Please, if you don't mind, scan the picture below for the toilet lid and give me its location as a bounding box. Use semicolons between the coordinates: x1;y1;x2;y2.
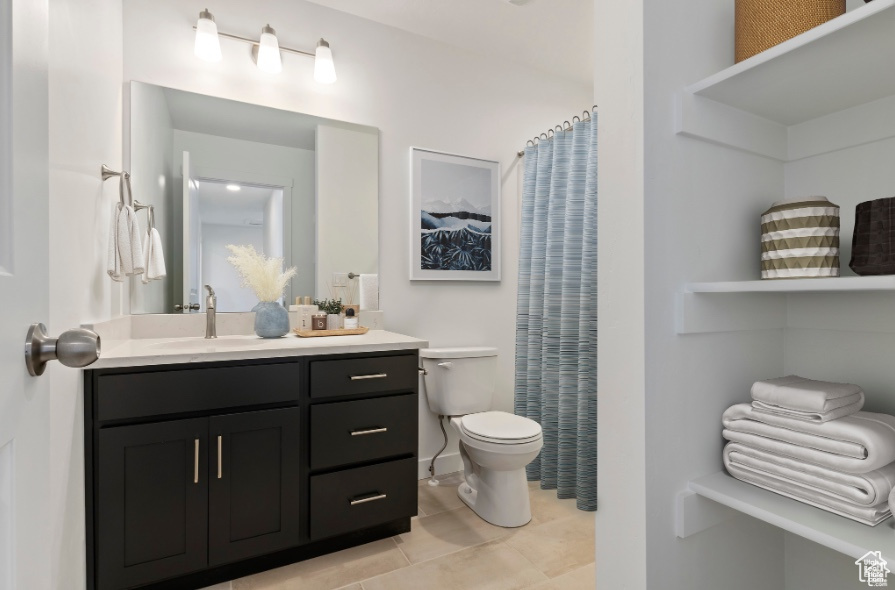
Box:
461;411;542;444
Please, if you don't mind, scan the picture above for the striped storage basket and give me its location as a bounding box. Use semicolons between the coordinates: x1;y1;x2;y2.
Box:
760;197;840;279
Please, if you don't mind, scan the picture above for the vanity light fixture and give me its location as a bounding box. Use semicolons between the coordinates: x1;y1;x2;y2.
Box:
192;12;337;84
226;184;241;191
314;39;337;84
254;25;283;74
194;9;222;62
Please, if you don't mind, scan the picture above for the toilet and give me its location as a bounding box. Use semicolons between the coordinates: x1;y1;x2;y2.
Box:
420;347;543;527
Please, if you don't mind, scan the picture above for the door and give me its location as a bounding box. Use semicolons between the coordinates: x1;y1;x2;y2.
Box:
0;2;51;589
208;407;301;566
96;419;209;590
181;150;200;310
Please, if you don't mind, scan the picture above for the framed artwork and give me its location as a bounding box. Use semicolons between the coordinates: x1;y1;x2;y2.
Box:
410;148;500;281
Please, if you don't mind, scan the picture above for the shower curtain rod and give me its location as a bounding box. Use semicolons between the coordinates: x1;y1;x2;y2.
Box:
516;105;597;158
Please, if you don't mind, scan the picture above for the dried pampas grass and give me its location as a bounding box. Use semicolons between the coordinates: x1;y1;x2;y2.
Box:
226;244;297;302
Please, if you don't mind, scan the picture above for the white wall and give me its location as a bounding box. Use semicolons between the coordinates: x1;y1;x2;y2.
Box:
172;130;315;303
316;124;378;301
202;223;265;312
123;0;591;476
47;0;122;588
128;82;174;314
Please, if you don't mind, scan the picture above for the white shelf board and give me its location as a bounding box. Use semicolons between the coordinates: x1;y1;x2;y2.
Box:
689;472;895;562
684;276;895;294
685;0;895;126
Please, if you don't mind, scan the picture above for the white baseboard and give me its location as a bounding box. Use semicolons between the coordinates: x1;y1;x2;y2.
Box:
418;452;462;480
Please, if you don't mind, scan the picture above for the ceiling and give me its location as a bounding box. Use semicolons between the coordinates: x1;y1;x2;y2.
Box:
162;86;377;151
197;181;277;226
303;0;593;85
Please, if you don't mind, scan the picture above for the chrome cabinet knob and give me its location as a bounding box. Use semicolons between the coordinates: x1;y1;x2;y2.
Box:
175;303;201;311
25;323;101;376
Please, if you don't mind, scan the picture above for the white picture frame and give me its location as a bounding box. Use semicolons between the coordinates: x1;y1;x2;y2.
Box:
410;147;500;281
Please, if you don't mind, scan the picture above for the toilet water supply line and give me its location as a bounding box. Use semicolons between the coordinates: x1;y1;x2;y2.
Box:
429;415;448;487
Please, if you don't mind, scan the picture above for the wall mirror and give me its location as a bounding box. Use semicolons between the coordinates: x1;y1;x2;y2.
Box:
127;81;379;314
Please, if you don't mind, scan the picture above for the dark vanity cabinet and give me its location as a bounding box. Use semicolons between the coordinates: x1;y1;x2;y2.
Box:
85;351;419;590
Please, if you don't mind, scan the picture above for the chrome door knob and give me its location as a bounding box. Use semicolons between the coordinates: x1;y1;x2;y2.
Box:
25;323;101;376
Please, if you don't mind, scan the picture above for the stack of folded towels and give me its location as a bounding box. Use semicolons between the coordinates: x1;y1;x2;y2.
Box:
723;375;895;526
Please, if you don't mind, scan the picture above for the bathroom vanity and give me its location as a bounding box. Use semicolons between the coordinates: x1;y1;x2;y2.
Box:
83;332;425;590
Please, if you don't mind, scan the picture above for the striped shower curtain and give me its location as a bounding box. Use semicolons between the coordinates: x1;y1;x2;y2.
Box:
514;114;597;511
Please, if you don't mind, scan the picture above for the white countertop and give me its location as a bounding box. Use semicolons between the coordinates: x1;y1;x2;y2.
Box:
91;330;429;369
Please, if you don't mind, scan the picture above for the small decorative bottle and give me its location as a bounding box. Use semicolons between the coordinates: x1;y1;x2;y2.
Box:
344;307;358;329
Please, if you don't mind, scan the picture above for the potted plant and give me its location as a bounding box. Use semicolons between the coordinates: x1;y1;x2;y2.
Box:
314;298;343;330
226;244;297;338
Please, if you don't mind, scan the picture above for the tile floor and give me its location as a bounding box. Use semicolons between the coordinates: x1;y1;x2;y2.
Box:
218;472;595;590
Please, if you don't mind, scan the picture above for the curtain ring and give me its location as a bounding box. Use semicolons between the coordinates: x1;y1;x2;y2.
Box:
563;120;572;131
583;110;591;121
554;125;563;134
593;104;598;111
546;129;554;138
572;115;581;123
539;132;549;140
526;139;535;147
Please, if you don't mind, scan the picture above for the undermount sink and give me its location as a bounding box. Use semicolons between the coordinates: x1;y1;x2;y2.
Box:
148;337;273;350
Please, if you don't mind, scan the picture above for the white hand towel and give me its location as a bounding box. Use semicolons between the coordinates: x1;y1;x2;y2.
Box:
142;227;167;284
751;375;864;413
360;274;379;311
107;203;145;282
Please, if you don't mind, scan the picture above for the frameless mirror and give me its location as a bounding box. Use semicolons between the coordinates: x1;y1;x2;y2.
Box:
127;81;379;313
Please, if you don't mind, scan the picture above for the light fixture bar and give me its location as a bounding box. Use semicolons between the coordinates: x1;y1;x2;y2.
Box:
192;26;316;58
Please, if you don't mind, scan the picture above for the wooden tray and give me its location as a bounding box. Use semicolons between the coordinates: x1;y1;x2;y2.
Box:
293;327;369;338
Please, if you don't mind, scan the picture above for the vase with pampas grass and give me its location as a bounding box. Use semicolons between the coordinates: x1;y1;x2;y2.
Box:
226;244;297;338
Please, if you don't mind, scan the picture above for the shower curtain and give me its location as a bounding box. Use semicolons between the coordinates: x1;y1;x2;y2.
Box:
514;114;597;511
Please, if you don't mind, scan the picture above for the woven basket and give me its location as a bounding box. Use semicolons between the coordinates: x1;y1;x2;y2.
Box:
735;0;845;63
850;197;895;276
760;197;840;280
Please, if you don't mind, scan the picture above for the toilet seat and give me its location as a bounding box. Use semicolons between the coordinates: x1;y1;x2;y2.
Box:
460;411;542;445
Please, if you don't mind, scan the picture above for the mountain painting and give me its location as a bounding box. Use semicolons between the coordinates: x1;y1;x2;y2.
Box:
412;149;500;281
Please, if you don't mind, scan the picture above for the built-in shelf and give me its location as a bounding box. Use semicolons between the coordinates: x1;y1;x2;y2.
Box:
687;0;895;126
675;0;895;161
685;472;895;562
685;276;895;294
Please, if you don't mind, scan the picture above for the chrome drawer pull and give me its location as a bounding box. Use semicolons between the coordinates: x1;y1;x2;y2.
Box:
351;427;388;436
350;373;388;381
217;435;222;479
193;439;199;484
350;493;387;506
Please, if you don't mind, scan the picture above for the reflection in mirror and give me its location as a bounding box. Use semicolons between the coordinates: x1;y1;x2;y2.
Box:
127;81;379;314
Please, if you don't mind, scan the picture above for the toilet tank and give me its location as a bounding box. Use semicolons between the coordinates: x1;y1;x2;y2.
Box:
420;347;498;416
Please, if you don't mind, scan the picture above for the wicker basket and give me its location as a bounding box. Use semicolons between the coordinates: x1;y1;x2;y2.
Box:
735;0;845;63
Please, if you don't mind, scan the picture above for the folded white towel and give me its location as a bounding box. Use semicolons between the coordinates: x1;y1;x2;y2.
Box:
751;375;864;413
722;403;895;473
724;442;895;507
723;444;891;526
142;227;167;284
360;273;379;311
752;391;864;423
107;203;144;282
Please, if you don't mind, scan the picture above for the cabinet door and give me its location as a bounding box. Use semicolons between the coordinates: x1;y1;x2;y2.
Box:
97;418;208;590
208;407;301;566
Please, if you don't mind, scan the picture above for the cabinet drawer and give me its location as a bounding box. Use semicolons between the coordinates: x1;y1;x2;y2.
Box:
311;394;417;470
309;458;417;540
309;354;417;399
96;363;301;422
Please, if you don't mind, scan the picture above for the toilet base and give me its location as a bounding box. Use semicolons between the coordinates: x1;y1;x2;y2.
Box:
456;469;533;528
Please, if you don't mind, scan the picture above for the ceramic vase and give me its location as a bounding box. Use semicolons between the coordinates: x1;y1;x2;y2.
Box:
326;313;341;330
253;301;290;338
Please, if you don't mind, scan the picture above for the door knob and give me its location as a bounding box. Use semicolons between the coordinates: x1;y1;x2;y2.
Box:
25;323;101;376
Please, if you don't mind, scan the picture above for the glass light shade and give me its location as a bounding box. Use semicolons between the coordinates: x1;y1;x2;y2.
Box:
194;14;222;62
314;42;337;84
256;28;282;74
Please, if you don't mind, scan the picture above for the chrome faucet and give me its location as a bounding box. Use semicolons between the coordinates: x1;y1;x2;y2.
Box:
204;285;217;339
